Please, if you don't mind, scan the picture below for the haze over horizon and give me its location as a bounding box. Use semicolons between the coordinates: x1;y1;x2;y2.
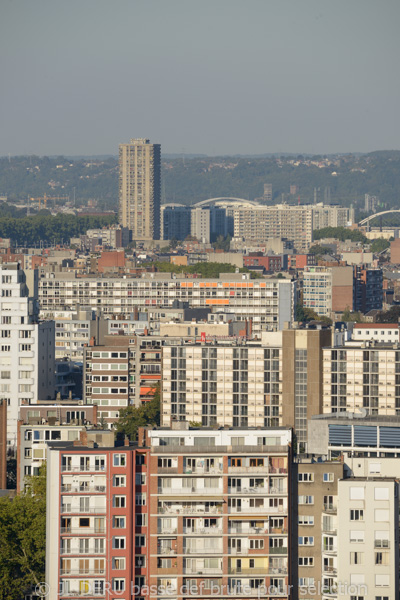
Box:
1;0;399;157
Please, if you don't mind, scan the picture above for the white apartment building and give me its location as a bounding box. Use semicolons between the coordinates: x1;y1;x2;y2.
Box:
350;323;400;344
337;478;398;599
191;207;211;244
37;272;295;335
0;264;55;448
233;204;314;252
312;203;351;230
322;344;400;417
39;308;108;363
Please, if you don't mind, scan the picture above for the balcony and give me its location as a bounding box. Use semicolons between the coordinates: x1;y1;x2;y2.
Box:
322;567;337;576
158;528;178;535
268;546;287;555
61;466;106;473
61;506;106;514
228;567;268;575
183;467;223;475
183;548;223;555
323;504;337;514
158;487;223;496
158;548;177;556
183;527;222;535
61;486;106;494
60;569;106;576
158;505;223;515
60;527;106;535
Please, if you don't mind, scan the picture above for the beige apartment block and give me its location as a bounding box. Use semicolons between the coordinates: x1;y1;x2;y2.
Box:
119;138;161;241
337;478;399;599
322;344;400;416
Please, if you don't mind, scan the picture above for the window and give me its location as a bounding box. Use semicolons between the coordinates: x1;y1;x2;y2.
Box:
350;509;364;521
375;488;389;500
298;515;314;526
135;556;146;568
350;530;365;543
79;539;89;554
298;473;314;482
298;557;314;566
249;539;264;549
113;454;126;467
135;535;146;547
375;510;389;522
136;514;147;527
113;496;126;508
299;537;314;546
94;539;104;553
112;537;126;549
298;496;314;505
323;473;334;482
375;552;389;566
350;487;365;500
113;557;126;570
136;493;146;506
375;574;390;587
350;552;364;564
79;518;90;528
113;475;126;487
136;473;146;485
113;517;125;529
113;579;125;592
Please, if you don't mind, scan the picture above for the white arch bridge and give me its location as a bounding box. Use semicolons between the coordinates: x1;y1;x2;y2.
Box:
359;209;400;226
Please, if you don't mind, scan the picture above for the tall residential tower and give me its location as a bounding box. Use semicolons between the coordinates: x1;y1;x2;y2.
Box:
119;138;161;241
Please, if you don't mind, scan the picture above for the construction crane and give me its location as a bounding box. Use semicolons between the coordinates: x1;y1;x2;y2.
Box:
29;194;69;211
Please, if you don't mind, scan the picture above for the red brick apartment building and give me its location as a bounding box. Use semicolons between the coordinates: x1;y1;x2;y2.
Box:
46;427;292;600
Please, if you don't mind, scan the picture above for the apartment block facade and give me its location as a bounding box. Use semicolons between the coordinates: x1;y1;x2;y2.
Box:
337;478;398;599
38;273;295;335
46;435;149;599
322;343;400;417
119;138;161;241
0;264;55;448
46;427;293;600
161;327;330;451
233;205;313;252
302;266;354;317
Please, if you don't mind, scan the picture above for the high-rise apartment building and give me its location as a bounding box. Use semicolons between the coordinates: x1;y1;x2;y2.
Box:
0;264;55;449
119;138;161;241
161;326;331;450
161;204;192;241
46;427;292;600
322;343;400;417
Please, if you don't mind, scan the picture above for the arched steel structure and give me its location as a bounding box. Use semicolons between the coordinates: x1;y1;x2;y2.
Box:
359;210;400;226
193;197;259;208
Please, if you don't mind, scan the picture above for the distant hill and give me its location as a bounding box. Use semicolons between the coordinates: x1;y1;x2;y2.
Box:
1;152;400;215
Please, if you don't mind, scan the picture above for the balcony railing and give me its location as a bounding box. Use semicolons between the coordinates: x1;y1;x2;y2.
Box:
158;548;177;555
268;546;287;555
158;528;178;535
323;504;337;514
61;506;106;514
183;467;223;475
183;527;222;535
60;527;106;535
60;569;105;576
183;548;223;555
158;506;223;515
61;466;106;473
322;567;337;576
61;486;106;494
158;487;223;495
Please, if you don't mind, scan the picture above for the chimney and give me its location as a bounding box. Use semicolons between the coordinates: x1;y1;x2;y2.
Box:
89;336;96;347
124;436;130;447
79;430;88;446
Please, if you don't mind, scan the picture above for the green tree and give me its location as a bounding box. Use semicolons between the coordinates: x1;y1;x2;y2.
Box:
114;386;160;441
376;306;400;323
0;465;46;600
370;238;390;253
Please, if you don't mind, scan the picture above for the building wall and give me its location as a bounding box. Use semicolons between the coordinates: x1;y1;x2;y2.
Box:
38;274;295;335
0;400;6;489
119;138;161;241
337;479;398;599
281;329;331;451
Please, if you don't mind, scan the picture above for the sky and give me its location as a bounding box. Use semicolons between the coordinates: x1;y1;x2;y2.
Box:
1;0;400;157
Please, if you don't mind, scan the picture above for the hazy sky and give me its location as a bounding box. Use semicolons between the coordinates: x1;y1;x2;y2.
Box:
1;0;399;156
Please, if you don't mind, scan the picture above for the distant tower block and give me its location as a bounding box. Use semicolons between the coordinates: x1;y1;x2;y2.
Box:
290;185;298;196
263;184;272;202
